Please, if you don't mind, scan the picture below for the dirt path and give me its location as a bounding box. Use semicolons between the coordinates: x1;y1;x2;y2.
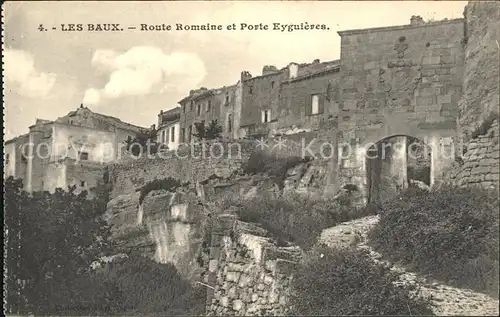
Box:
319;215;499;316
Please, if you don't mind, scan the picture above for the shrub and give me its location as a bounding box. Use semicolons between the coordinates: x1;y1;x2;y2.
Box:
289;247;434;315
193;119;223;140
243;150;308;188
104;254;206;315
232;194;376;249
139;177;182;204
368;186;499;296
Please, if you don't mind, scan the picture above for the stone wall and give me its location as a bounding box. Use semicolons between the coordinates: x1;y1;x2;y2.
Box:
206;214;301;316
445;120;499;189
109;140;254;198
460;1;500;138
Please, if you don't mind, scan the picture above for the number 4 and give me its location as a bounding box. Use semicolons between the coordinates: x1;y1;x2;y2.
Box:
38;24;45;31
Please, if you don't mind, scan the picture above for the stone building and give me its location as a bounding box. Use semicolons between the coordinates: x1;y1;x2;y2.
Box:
238;60;341;138
175;59;341;141
4;105;148;194
157;107;181;151
178;85;240;142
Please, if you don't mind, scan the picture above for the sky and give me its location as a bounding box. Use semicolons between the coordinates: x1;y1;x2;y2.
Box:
3;0;467;140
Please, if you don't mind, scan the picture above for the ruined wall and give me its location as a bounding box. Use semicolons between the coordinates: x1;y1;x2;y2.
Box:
109;140;254;198
206;214;301;316
460;2;500;138
446;120;499;189
52;123;117;163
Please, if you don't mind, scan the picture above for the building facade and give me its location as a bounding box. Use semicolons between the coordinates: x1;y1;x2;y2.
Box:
157;107;181;151
178;85;239;142
4;105;148;194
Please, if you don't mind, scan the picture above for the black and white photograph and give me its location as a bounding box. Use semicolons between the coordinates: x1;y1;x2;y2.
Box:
3;0;499;316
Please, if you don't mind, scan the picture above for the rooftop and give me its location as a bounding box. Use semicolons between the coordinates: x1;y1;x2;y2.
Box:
338;17;463;36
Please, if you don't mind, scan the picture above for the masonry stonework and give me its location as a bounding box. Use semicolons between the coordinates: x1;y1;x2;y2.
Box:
206;214;301;316
445;120;500;190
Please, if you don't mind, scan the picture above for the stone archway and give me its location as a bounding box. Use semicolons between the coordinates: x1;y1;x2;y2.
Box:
365;135;432;204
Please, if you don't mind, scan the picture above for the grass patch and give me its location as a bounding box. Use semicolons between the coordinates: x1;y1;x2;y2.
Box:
289;247;434;315
368;186;499;297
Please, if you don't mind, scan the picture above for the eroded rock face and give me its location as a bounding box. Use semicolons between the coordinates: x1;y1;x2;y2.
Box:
105;186;207;280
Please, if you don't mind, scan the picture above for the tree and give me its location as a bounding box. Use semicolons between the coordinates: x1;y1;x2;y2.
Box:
125;130;159;157
3;177;114;315
193;119;223;140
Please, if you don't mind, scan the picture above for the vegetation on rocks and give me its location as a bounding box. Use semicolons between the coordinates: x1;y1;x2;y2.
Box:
224;194;377;249
242;150;309;187
138;177;182;204
289;247;434;316
368;185;499;297
4;177;204;316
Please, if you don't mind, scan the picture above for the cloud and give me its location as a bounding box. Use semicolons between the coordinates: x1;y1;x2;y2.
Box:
82;88;101;105
4;49;57;97
87;46;206;104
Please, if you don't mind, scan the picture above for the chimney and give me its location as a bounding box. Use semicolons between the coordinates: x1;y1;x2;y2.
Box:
241;71;252;81
262;65;278;76
410;15;424;26
288;63;298;80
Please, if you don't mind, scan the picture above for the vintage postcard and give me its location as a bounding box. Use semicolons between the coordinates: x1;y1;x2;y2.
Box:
3;1;499;316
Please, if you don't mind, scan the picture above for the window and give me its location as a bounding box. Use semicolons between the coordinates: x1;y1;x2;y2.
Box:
187;125;192;142
5;154;9;165
21;154;27;163
225;94;229;105
227;114;233;132
190;100;194;111
249;86;253;94
80;180;86;187
165;129;170;143
171;126;175;142
79;151;89;160
261;110;271;123
182;105;186;113
197;104;201;116
206;101;211;112
181;128;185;142
162;130;166;143
311;94;319;115
69;120;73;124
271;81;275;88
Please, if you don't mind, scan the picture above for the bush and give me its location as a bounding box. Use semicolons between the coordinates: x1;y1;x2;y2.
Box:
139;177;182;204
232;194;376;249
289;247;434;315
104;254;206;315
368;186;499;297
193;119;223;140
243;150;308;188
